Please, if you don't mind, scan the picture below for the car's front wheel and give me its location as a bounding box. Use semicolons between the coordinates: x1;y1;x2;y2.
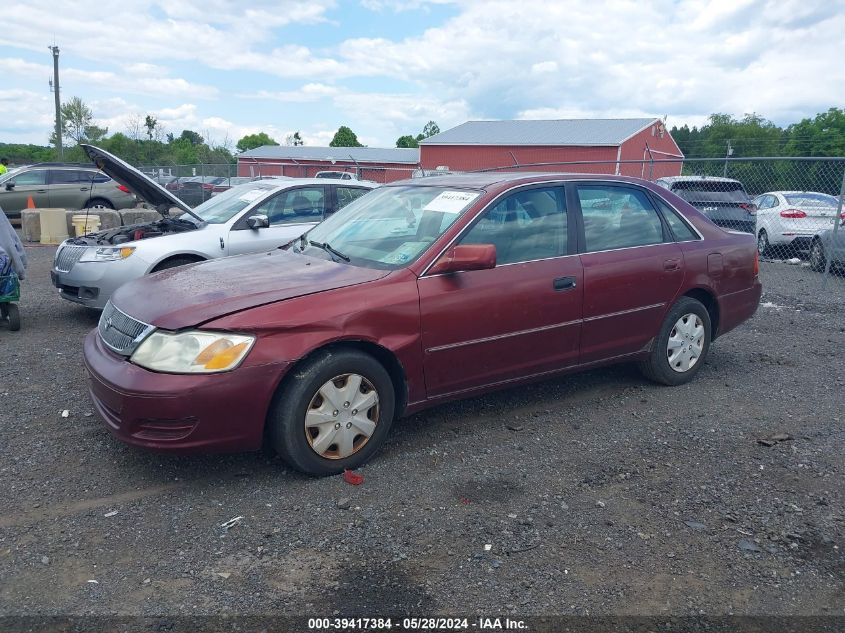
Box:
269;349;395;475
639;297;711;386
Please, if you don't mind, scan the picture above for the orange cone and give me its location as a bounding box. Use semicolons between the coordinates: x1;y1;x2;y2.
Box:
26;195;35;209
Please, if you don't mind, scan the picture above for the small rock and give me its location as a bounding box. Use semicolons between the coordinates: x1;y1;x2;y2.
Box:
337;497;352;509
595;500;606;508
738;539;762;553
770;432;792;442
104;510;118;518
684;520;706;531
757;439;777;447
60;410;69;418
484;544;492;551
506;424;524;432
41;556;50;565
215;572;231;579
143;578;151;584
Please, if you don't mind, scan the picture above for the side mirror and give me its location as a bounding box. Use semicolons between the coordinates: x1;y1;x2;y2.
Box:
428;244;496;275
5;182;14;191
247;214;270;230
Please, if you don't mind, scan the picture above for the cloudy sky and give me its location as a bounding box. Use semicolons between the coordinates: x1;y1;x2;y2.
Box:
1;0;842;149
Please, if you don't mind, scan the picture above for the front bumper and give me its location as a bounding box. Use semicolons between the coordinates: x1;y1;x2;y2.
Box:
83;330;290;453
52;254;151;309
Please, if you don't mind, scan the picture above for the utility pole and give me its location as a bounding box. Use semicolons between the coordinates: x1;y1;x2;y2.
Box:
49;45;63;159
723;139;732;177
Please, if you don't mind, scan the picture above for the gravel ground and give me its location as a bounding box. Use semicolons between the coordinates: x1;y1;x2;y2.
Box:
0;242;844;618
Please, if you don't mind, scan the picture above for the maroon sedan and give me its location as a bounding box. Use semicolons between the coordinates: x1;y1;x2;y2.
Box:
83;173;762;475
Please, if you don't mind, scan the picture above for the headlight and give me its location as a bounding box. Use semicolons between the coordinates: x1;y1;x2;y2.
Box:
79;246;136;262
130;330;256;374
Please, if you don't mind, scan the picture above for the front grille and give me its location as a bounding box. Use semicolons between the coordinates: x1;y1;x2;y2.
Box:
98;301;154;356
54;245;87;272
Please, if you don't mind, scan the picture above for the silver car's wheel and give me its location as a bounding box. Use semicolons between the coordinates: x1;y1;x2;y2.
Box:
809;240;826;272
304;373;380;460
666;313;705;373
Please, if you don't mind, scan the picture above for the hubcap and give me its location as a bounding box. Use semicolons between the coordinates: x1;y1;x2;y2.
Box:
757;233;767;254
304;373;379;460
666;313;705;373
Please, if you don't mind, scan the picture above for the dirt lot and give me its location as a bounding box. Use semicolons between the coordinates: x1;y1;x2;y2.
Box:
1;243;844;620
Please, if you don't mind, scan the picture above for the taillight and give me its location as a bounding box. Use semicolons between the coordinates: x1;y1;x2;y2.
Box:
117;184;131;193
840;211;845;220
779;208;807;219
740;203;756;215
753;250;759;276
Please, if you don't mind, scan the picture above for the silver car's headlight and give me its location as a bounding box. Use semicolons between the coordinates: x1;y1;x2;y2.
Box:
79;246;136;262
130;330;256;374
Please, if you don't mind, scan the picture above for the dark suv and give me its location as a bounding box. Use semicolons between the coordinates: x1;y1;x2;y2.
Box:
0;163;136;219
655;176;756;234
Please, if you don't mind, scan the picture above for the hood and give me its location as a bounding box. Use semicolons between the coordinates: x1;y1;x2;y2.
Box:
109;249;391;330
80;144;203;222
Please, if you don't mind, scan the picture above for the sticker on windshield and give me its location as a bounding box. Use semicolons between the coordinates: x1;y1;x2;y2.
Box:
423;191;479;214
238;189;264;203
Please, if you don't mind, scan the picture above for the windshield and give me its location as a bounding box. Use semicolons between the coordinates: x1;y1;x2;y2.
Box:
784;193;839;207
301;185;482;269
181;183;276;224
673;181;750;204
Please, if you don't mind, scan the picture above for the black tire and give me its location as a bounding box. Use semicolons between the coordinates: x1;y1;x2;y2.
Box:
0;303;7;318
757;230;770;257
638;297;711;386
269;349;395;476
809;240;826;272
151;256;202;273
85;198;114;210
6;303;20;331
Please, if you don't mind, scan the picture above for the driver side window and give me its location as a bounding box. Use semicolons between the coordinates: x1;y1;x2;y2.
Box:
459;187;568;265
10;170;47;186
252;187;326;226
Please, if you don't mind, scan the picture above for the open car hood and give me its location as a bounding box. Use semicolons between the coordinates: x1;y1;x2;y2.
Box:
80;144;203;222
109;249;391;330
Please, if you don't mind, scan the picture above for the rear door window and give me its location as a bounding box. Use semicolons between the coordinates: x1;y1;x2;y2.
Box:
577;185;666;252
336;186;369;211
655;199;698;241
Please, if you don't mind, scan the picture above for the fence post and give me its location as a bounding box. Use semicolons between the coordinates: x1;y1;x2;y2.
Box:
821;164;845;290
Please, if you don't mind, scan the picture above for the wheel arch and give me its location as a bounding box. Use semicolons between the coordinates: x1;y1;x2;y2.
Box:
267;338;409;429
683;287;720;339
148;252;207;273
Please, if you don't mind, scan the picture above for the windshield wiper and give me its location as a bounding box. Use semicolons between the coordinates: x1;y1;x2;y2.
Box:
309;240;350;262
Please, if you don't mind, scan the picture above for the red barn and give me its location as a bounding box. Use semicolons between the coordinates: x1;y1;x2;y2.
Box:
419;118;683;179
236;146;420;183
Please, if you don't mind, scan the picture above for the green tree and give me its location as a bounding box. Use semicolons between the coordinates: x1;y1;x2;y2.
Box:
55;96;108;146
179;130;205;146
421;120;440;138
783;108;845;157
329;126;363;148
395;135;419;148
236;132;279;152
144;115;159;141
286;131;304;146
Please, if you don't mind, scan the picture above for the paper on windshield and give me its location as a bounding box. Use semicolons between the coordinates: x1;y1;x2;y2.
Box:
238;189;264;203
423;191;479;214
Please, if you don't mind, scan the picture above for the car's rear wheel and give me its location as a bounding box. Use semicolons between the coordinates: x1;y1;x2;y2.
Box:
85;198;114;210
2;303;20;331
809;240;826;272
757;230;770;257
638;297;711;386
269;349;395;475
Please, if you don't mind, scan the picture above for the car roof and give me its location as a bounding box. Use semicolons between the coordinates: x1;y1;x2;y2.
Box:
232;177;378;192
388;171;659;189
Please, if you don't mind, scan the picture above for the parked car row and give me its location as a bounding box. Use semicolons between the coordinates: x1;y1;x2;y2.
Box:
55;146;764;476
655;176;844;269
0;163;137;218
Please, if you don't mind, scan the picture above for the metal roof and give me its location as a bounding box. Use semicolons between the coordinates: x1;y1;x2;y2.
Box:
237;145;420;164
419;118;658;146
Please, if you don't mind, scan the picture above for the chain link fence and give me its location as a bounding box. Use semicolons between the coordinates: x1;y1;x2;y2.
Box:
139;157;845;293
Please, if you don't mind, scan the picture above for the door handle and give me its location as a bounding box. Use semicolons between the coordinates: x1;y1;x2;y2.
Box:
36;189;47;193
663;259;681;271
79;187;89;191
553;276;577;291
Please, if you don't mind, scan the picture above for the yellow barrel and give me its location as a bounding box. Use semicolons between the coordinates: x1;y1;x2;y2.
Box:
71;214;102;237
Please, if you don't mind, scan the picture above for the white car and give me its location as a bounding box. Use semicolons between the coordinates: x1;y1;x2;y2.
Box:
753;191;840;256
51;145;377;309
